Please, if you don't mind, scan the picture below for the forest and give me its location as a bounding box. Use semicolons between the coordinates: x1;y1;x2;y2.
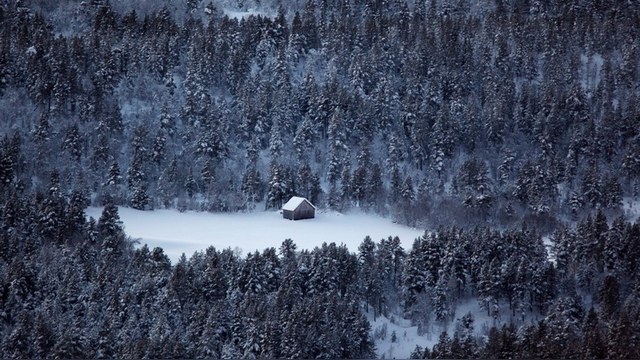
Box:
1;0;640;358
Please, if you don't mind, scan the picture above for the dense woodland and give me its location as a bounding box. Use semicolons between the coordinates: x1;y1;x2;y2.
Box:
1;193;640;357
1;0;640;358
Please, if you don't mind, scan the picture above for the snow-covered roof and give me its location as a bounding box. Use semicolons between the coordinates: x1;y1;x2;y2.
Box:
282;196;315;211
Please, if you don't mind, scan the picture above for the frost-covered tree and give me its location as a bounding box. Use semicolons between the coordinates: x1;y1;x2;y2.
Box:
266;162;287;209
62;123;82;161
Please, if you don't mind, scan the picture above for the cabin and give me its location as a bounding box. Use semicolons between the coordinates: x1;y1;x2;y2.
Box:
282;196;316;220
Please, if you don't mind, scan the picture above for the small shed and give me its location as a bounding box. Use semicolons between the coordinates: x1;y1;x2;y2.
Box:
282;196;316;220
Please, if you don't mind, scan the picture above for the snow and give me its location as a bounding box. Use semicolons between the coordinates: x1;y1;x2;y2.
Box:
368;297;547;358
85;207;424;263
624;197;640;223
282;196;314;211
222;8;269;19
450;298;542;336
368;310;439;359
580;53;604;91
542;235;554;263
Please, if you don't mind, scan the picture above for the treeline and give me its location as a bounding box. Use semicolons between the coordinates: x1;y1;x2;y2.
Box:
1;184;639;358
0;0;639;228
406;211;640;359
410;293;640;359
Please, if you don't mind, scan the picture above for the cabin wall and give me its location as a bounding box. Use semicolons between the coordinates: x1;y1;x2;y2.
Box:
282;200;315;220
283;209;295;220
293;202;315;220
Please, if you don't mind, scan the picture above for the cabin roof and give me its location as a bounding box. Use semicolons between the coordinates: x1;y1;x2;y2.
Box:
282;196;316;211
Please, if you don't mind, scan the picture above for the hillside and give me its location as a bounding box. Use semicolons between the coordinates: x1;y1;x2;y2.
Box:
1;0;640;358
0;0;638;229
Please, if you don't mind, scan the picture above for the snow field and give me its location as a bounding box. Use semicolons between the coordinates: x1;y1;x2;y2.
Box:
222;8;271;19
85;207;424;264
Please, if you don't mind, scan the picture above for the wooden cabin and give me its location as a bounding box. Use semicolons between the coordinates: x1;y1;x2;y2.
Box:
282;196;316;220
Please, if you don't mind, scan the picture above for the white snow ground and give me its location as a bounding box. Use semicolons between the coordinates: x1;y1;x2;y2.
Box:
85;207;424;263
368;310;438;359
222;8;271;19
624;197;640;222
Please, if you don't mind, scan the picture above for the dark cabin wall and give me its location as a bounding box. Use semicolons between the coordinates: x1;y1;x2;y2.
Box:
283;209;295;220
294;201;315;220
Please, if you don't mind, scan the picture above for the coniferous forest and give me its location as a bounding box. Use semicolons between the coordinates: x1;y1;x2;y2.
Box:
1;0;640;358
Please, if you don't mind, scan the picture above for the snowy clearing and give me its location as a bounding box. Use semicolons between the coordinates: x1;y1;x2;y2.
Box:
85;207;424;263
222;8;271;19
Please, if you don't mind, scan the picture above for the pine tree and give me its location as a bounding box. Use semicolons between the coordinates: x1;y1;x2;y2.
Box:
309;173;322;205
568;190;584;216
327;104;347;165
581;164;602;207
402;176;415;203
62;123;82;161
97;199;123;240
37;172;64;242
158;158;178;208
267;162;287;209
105;162;122;186
597;275;619;318
339;163;352;210
431;331;452;359
409;345;424;359
131;126;148;159
433;274;452;324
151;130;167;165
431;111;454;176
453;158;490;198
91;133;110;171
601;176;622;209
2;312;33;358
498;149;516;186
478;257;501;319
482;326;502;359
33;313;55;358
367;164;385;213
386;134;403;170
185;171;197;199
131;185;151;210
582;307;606;359
293;116;317;163
604;216;625;274
400;175;416;224
65;189;89;240
352;148;370;207
201;158;216;195
622;136;640;181
241;167;262;207
358;236;381;318
159;103;176;138
390;166;402;205
0;136;16;187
